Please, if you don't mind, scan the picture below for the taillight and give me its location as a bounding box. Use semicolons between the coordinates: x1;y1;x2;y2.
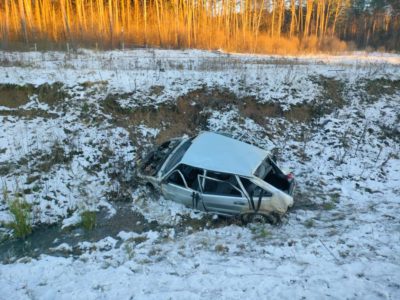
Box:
286;173;294;180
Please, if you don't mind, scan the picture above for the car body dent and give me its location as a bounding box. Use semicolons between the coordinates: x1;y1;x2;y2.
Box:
245;176;294;215
137;132;295;219
159;139;190;176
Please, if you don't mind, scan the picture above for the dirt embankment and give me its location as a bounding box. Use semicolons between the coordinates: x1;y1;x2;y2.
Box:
101;76;347;145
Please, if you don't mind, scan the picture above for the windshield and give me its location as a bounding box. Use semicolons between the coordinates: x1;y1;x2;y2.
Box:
162;139;193;175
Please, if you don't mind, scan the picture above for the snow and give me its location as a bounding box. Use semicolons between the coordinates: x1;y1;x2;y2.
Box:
0;49;399;299
131;189;205;226
0;225;398;299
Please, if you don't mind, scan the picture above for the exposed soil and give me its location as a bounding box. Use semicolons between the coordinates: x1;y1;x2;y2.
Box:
0;82;67;108
102;76;347;148
0;84;33;108
103;86;323;146
0;109;58;119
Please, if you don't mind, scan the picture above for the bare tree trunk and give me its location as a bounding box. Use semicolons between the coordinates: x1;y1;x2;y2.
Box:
144;0;147;46
277;0;284;38
323;0;333;36
60;0;70;40
23;0;33;31
332;0;349;36
155;0;162;45
271;0;276;37
89;0;94;37
298;0;303;34
134;0;139;36
304;0;313;37
18;0;29;43
108;0;113;47
289;0;297;37
192;0;196;46
315;0;321;37
254;0;265;52
174;0;179;46
319;0;326;38
4;0;10;44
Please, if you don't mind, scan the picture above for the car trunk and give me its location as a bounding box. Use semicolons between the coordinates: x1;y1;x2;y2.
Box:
257;158;295;196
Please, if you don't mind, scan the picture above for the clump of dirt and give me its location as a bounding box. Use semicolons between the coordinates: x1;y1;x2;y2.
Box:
0;82;67;109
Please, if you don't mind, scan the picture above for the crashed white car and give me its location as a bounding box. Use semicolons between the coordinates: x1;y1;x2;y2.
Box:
137;132;295;223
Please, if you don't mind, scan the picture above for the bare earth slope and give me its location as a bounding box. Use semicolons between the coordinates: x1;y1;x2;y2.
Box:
0;50;399;299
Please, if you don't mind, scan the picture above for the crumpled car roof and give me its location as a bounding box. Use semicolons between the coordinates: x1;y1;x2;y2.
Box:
179;132;269;177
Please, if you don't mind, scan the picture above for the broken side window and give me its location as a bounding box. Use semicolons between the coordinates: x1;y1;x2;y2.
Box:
202;176;242;197
166;170;186;187
205;171;239;188
174;164;203;190
239;177;272;198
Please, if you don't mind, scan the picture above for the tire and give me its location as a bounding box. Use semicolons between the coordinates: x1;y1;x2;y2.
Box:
241;212;280;225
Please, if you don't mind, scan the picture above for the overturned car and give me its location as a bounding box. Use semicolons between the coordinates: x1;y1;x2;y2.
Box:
137;132;295;223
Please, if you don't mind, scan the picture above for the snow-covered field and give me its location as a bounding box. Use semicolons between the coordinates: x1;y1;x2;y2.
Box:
0;49;399;299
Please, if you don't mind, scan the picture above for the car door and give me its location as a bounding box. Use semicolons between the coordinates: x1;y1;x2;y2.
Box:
161;169;193;207
198;174;248;215
239;176;274;211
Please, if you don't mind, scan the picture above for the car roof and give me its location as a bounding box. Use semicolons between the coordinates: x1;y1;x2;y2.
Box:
179;132;269;177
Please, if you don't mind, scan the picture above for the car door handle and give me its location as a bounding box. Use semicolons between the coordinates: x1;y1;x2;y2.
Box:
234;201;246;206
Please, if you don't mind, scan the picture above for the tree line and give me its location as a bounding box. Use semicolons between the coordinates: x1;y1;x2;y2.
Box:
0;0;398;52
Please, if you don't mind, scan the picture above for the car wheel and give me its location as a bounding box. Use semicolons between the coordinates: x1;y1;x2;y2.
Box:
241;212;279;225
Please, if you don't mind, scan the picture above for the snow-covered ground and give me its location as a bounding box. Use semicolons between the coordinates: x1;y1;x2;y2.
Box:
0;49;399;299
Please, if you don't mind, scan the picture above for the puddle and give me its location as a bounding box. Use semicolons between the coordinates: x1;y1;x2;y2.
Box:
0;199;243;263
0;203;158;263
